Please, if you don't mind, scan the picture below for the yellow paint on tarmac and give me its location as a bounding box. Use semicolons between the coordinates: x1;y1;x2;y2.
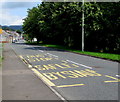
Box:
26;54;56;62
104;75;120;83
19;55;120;89
28;64;32;68
57;84;85;88
42;69;102;80
19;55;32;68
31;68;55;86
19;55;27;63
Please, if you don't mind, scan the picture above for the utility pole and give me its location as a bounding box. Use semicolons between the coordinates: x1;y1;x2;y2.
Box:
82;0;84;51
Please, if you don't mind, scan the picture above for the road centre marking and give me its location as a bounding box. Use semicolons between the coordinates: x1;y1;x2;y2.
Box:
57;84;85;88
47;53;58;58
66;60;92;69
116;75;120;77
39;50;44;52
31;68;55;86
24;45;30;47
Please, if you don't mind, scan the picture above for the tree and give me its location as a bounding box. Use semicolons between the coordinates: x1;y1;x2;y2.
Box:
16;30;22;34
23;2;120;54
23;7;40;43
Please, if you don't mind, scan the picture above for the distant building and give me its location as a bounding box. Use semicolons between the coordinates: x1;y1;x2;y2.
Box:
0;25;2;34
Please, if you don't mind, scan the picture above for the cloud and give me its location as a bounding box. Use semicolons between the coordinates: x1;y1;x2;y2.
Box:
2;2;36;9
0;1;40;25
0;0;41;2
0;9;24;25
10;19;24;25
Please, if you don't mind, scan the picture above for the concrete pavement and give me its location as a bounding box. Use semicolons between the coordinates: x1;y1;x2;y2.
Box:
2;43;63;101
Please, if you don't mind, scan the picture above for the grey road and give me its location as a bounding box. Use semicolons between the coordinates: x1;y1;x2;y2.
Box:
10;40;119;101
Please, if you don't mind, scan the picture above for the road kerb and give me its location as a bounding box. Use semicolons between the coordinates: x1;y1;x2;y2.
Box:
31;68;55;86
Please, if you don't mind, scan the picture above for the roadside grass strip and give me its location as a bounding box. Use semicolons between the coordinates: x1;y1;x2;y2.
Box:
26;41;119;61
37;44;119;62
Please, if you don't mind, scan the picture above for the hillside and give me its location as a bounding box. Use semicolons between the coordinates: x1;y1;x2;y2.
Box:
9;25;23;31
2;25;23;31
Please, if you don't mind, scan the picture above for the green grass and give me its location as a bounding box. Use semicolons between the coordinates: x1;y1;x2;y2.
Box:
0;43;3;64
73;50;119;61
0;56;2;62
27;41;119;62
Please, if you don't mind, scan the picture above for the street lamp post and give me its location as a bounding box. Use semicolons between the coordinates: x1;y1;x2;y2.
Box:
82;0;84;51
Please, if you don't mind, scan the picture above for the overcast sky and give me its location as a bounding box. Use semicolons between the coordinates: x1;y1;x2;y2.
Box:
0;0;41;26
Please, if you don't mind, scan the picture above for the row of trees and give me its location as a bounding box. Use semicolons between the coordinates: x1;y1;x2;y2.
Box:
23;2;120;54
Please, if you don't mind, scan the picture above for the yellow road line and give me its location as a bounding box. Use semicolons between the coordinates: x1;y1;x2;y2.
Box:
19;55;55;86
28;64;32;68
19;55;24;59
19;55;32;68
31;68;55;86
57;84;84;88
19;55;28;64
104;75;120;83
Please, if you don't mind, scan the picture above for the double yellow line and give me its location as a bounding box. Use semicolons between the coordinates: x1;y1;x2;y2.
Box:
19;55;32;68
19;55;55;86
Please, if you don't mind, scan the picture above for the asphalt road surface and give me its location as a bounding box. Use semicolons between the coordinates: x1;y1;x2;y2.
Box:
10;40;119;101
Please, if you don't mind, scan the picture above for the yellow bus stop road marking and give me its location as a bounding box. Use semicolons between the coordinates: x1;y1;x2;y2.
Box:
104;75;120;83
19;55;32;68
19;56;119;89
32;68;85;88
57;84;85;88
19;55;28;64
19;55;56;86
31;68;55;86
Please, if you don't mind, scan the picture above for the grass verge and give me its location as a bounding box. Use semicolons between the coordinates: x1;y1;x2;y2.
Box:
0;56;3;63
0;43;3;66
27;41;119;62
